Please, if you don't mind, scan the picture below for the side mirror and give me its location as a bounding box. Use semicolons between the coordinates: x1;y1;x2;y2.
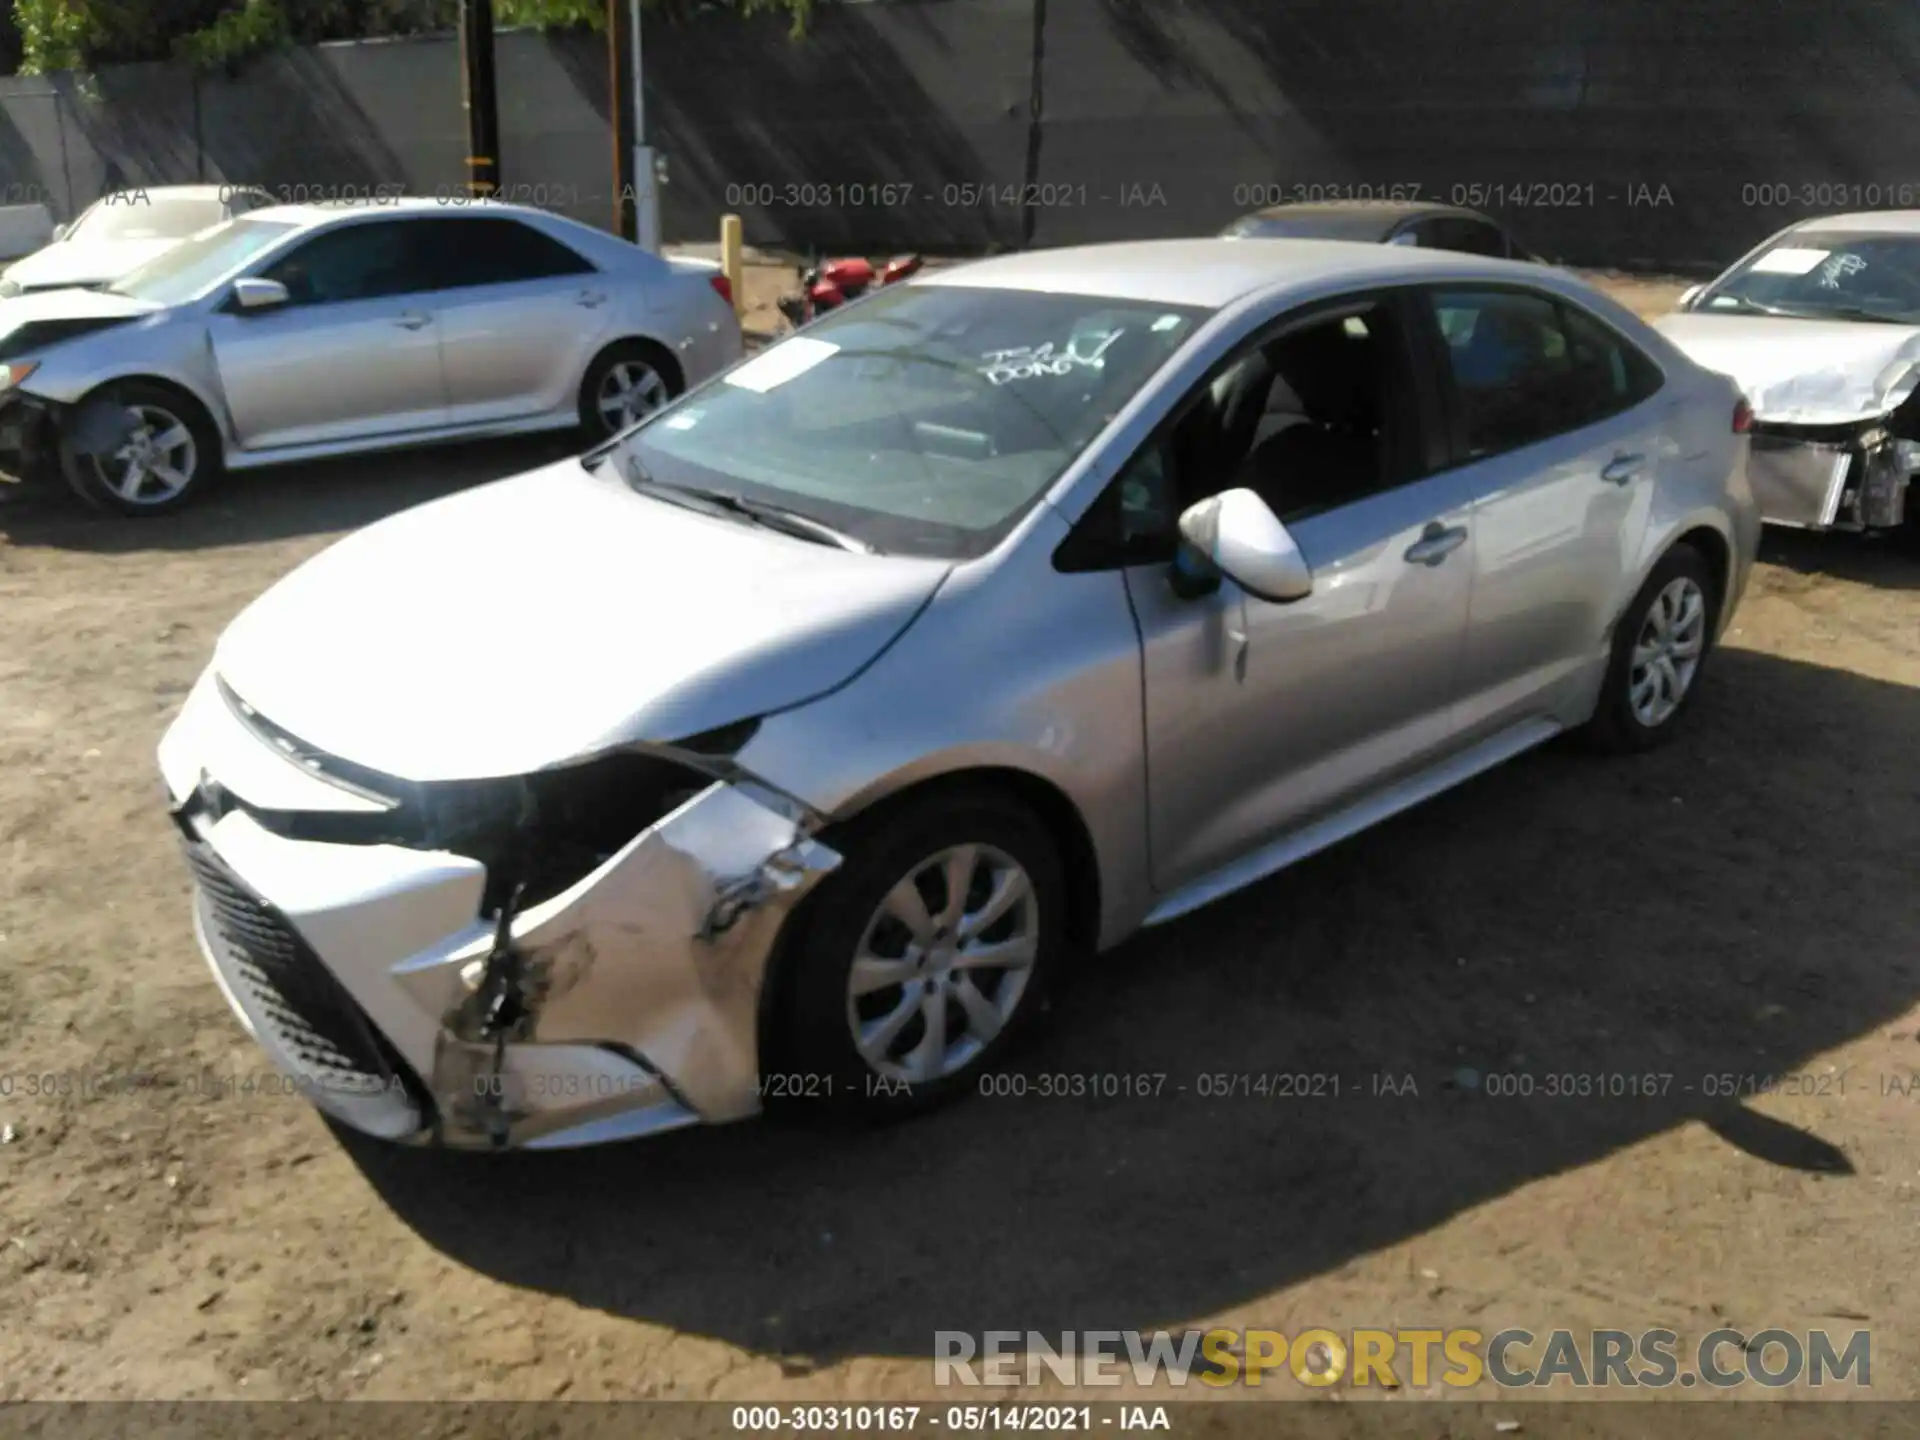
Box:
52;223;69;243
1176;488;1313;603
1386;231;1419;247
1677;283;1703;309
231;277;290;312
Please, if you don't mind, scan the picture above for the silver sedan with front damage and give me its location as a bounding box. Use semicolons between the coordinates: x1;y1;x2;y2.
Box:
0;197;739;515
1658;211;1920;539
160;238;1759;1150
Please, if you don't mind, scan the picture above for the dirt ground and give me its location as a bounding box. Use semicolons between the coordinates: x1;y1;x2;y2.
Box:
2;273;1918;1413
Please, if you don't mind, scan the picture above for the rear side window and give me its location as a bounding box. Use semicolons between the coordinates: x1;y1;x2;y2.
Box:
1420;217;1510;258
1425;288;1663;459
426;217;595;287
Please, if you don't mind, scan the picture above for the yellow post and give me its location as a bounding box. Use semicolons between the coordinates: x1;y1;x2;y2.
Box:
720;213;744;319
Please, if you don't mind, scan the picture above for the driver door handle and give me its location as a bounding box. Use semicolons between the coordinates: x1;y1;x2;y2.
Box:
1404;521;1468;567
1601;452;1645;485
576;289;609;308
392;311;431;330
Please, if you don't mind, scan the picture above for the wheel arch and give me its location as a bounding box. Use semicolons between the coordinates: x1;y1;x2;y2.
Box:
755;762;1106;1072
587;333;684;392
1616;513;1737;645
60;369;225;435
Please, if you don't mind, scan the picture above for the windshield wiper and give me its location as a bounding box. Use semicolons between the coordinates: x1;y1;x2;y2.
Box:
609;451;877;553
692;489;878;553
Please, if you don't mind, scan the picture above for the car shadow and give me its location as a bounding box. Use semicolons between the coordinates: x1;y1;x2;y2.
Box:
342;645;1918;1364
1758;526;1920;591
0;434;578;555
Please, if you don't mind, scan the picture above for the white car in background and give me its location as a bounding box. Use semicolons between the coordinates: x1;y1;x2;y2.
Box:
0;184;273;299
1657;211;1920;538
0;197;742;514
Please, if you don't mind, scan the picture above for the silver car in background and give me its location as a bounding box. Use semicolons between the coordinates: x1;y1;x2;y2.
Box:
1657;211;1920;538
0;184;275;299
0;197;741;514
159;238;1757;1150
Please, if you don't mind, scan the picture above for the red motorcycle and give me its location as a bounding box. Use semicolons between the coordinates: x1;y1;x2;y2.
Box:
777;253;924;328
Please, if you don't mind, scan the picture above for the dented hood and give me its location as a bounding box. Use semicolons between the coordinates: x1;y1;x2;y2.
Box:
1654;311;1920;424
212;458;951;782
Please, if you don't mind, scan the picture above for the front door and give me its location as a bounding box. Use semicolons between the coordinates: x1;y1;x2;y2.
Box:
1115;293;1478;895
209;218;448;451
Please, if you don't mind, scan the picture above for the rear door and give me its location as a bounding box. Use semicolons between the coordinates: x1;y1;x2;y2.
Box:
1415;285;1671;740
209;218;449;450
420;216;609;426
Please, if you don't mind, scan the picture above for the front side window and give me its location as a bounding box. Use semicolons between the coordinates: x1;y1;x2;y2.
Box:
1693;231;1920;323
261;221;434;306
1066;299;1427;568
620;284;1207;559
106;217;299;305
1426;289;1661;458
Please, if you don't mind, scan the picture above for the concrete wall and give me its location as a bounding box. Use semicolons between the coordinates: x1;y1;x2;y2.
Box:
0;0;1915;270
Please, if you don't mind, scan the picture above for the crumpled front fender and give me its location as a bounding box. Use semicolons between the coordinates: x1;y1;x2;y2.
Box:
425;781;841;1145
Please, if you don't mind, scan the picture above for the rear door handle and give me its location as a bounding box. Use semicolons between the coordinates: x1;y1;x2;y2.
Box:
392;312;431;330
1601;452;1645;485
1404;521;1468;567
576;290;609;308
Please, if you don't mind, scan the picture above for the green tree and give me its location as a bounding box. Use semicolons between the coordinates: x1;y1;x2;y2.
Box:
11;0;812;75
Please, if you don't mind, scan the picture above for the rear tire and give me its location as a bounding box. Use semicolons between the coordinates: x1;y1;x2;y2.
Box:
1582;542;1719;754
765;790;1066;1126
578;339;680;441
60;380;222;517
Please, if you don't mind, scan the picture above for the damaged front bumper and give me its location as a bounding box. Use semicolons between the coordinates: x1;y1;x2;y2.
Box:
1747;420;1918;531
159;672;841;1150
0;389;65;491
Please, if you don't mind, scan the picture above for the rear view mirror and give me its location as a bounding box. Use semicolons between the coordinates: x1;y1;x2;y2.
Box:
231;277;290;312
1177;488;1313;603
52;223;69;243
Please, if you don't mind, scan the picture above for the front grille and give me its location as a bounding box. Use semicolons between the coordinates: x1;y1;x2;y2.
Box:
181;835;410;1097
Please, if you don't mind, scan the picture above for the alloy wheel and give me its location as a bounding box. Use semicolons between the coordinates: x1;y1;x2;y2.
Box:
596;360;669;432
845;843;1040;1085
90;404;197;507
1628;575;1707;727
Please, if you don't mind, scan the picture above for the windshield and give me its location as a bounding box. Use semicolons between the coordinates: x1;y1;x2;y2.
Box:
1222;212;1394;243
105;218;298;305
72;195;229;244
1694;232;1920;323
617;284;1208;559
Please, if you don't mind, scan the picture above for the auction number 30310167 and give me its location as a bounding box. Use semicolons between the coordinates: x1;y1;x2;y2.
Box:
730;1406;1172;1431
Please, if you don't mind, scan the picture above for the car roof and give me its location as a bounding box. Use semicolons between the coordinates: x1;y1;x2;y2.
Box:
1242;200;1494;233
245;196;548;227
1794;210;1920;236
918;237;1542;309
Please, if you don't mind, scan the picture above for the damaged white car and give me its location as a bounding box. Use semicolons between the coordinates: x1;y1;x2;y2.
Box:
161;239;1756;1149
1657;212;1920;537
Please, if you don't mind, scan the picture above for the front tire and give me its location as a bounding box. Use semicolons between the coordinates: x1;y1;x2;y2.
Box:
767;792;1066;1124
60;381;221;516
1583;542;1718;753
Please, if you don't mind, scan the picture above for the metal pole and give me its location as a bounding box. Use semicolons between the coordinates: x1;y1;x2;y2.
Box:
458;0;501;198
631;0;662;252
608;0;637;239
